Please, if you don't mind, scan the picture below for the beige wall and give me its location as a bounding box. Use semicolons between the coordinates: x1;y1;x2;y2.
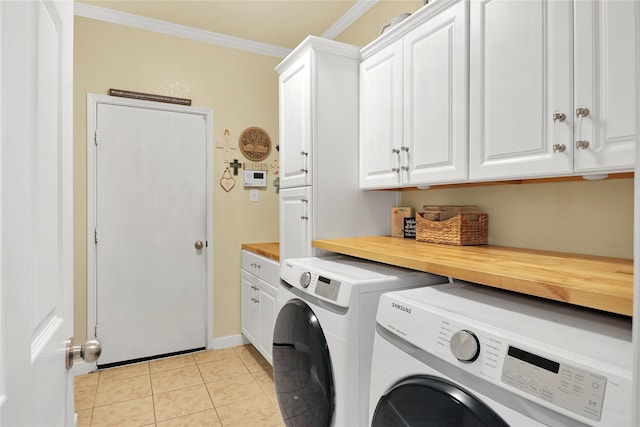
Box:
73;17;280;342
400;179;634;259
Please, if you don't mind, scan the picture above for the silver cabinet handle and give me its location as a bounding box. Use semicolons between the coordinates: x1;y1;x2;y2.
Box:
401;166;409;171
552;144;566;153
301;215;309;220
392;168;400;173
553;112;566;122
400;146;409;152
65;338;102;369
300;151;308;156
300;168;308;173
576;107;590;118
391;148;400;154
575;140;590;150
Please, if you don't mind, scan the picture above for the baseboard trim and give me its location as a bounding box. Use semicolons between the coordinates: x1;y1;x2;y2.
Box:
208;334;249;350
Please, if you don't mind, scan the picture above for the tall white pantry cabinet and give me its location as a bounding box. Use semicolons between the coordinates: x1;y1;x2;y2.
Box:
276;36;397;261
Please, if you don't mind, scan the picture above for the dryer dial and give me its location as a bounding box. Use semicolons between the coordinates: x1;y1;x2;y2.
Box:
450;330;480;362
299;271;312;288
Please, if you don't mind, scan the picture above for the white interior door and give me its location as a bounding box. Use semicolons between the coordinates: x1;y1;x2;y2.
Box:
0;0;74;425
93;98;208;366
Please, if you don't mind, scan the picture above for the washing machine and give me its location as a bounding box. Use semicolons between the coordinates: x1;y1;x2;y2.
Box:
272;255;449;426
369;281;633;426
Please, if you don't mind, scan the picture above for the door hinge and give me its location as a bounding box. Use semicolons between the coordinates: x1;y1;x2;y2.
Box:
94;228;98;244
94;130;98;145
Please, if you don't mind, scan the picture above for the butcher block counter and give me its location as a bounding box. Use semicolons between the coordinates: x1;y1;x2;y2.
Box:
312;236;633;316
241;242;279;262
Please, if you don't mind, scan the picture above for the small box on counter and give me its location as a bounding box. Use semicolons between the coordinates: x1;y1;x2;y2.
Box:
403;217;416;238
391;207;414;237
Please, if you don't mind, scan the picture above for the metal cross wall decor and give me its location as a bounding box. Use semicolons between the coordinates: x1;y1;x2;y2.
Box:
229;159;242;176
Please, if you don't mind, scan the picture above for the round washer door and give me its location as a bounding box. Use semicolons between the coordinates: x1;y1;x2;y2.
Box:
372;375;509;427
272;299;334;426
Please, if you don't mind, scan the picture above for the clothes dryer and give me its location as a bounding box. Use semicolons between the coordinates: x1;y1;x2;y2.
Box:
272;255;448;426
369;282;632;426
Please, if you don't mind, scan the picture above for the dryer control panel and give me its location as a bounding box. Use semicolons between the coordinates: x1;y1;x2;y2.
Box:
280;258;352;308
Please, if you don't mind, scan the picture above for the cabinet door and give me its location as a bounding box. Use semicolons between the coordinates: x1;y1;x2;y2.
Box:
279;186;312;260
469;0;573;180
360;41;404;189
241;271;257;344
404;0;469;185
573;0;636;173
257;279;278;365
279;52;312;189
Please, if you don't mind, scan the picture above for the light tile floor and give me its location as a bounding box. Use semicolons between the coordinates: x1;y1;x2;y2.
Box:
75;344;284;427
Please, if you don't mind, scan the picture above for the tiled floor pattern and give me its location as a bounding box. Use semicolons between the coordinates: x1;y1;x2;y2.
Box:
75;345;284;427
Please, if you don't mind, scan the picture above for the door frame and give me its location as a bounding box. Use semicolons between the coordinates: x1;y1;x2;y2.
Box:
86;94;215;364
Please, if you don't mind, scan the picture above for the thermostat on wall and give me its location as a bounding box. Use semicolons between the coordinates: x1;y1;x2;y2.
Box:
243;169;267;187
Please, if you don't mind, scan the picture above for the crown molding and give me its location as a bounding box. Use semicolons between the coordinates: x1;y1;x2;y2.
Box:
322;0;379;40
73;2;292;58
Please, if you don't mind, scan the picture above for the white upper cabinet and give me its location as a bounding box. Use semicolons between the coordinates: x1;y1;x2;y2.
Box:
278;51;312;189
573;0;636;174
404;0;469;185
360;41;404;189
470;0;635;181
360;0;468;189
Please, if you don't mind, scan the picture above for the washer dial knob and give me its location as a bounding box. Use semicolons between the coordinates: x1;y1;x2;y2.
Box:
299;272;312;288
450;330;480;362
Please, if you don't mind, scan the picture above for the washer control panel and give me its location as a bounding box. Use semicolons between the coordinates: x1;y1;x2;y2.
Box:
502;346;606;421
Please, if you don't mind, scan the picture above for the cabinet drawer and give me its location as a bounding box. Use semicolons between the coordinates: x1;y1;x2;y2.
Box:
242;250;280;284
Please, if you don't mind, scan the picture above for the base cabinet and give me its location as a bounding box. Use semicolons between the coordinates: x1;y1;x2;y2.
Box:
241;250;279;364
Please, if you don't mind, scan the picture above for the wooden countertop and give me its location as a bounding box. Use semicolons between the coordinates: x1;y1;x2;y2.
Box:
312;236;633;316
241;242;280;262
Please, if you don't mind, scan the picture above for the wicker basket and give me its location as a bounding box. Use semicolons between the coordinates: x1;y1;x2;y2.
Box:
416;213;488;245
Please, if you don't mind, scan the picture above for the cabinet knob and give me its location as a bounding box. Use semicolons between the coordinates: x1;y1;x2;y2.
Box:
392;168;400;173
552;144;566;153
575;140;590;150
300;168;308;173
401;166;409;171
300;215;309;220
391;148;400;154
401;146;410;152
576;107;590;118
552;112;566;122
300;151;308;156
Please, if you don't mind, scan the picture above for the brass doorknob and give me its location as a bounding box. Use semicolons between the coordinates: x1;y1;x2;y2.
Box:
194;240;204;250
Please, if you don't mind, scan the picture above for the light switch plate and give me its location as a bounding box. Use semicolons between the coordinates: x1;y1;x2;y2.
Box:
250;189;259;202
